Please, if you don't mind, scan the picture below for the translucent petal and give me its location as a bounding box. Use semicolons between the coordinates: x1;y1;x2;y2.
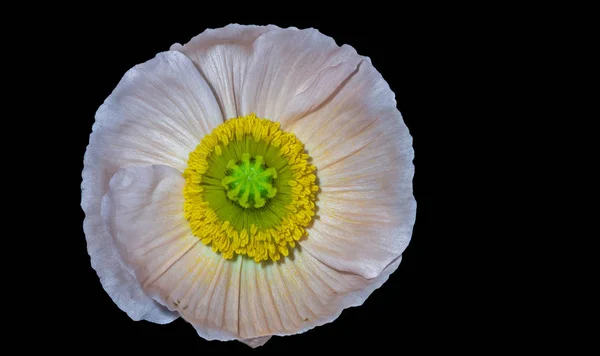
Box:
82;50;222;322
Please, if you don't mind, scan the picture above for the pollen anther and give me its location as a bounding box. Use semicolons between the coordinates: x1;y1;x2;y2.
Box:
183;114;318;262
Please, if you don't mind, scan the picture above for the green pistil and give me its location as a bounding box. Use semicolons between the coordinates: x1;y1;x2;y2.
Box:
221;153;277;208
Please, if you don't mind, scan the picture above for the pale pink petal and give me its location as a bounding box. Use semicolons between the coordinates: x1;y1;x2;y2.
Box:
172;25;363;127
171;23;279;119
240;336;272;348
240;27;363;128
288;57;416;280
82;207;176;324
82;50;222;323
89;50;222;172
238;247;402;340
101;165;243;341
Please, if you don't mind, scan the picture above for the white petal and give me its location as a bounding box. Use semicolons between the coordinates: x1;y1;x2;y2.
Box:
172;25;363;126
240;336;272;348
82;50;222;323
101;165;243;342
100;165;404;345
171;24;279;119
240;27;363;127
83;205;176;323
90;50;223;172
289;58;416;279
238;246;402;339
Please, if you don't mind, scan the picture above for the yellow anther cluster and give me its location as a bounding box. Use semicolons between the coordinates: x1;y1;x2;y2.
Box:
183;114;318;262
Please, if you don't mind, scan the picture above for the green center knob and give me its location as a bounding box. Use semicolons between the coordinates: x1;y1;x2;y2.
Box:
221;153;277;208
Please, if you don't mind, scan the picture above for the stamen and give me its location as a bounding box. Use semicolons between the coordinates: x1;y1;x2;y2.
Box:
183;114;319;263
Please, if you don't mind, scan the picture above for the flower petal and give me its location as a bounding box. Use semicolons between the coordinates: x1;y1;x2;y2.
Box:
290;58;416;279
171;24;279;119
238;246;402;339
240;336;272;348
100;165;404;344
83;204;176;323
90;50;223;172
82;50;222;323
101;165;243;341
240;27;363;127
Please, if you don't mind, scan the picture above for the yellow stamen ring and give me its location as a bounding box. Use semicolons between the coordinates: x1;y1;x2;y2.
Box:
183;114;319;262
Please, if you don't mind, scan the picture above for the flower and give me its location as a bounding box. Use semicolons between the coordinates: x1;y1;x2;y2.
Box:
81;24;416;348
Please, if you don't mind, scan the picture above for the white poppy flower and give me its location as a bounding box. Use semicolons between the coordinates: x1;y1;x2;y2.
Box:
81;24;416;348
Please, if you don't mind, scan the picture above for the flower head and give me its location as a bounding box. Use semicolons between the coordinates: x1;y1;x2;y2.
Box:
82;24;416;348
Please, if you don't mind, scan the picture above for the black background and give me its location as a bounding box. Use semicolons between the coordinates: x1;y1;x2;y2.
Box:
47;13;461;354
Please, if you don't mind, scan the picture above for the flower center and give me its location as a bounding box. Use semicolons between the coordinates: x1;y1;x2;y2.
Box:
221;153;277;208
183;114;319;263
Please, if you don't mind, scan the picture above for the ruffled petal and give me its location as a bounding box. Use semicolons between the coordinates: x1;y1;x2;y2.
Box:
90;50;222;172
100;164;404;345
83;206;177;323
171;23;279;119
101;165;243;342
238;246;402;339
82;50;222;323
172;25;363;127
289;58;416;279
240;27;363;128
239;336;272;348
